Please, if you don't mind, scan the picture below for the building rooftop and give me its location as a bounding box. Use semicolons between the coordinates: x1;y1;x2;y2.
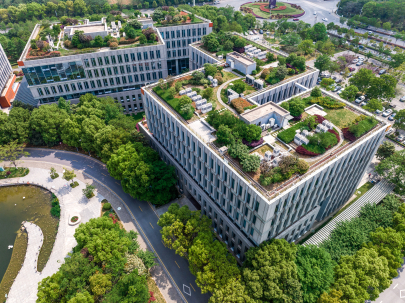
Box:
241;101;290;122
227;52;255;66
68;24;105;34
144;71;387;201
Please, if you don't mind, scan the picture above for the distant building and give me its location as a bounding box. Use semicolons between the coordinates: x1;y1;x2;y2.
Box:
0;43;18;108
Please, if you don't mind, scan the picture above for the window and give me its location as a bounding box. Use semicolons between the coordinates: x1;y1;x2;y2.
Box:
138;94;142;100
57;85;63;93
96;80;102;87
183;49;187;56
198;28;201;35
51;86;56;94
90;81;95;88
128;75;133;83
140;74;145;82
132;65;137;72
166;41;170;49
140;103;143;109
151;62;156;70
145;63;150;71
100;68;106;76
150;51;154;59
177;40;181;47
97;57;103;66
172;41;175;48
109;78;114;85
158;71;162;78
84;82;89;89
143;51;148;60
87;70;93;78
44;87;51;95
71;83;77;91
192;29;196;36
120;97;124;103
103;79;108;86
119;66;124;74
117;55;123;63
146;73;151;81
94;69;99;77
124;54;129;62
156;50;161;58
255;201;260;212
134;74;139;82
83;59;90;68
77;83;83;90
130;53;136;62
37;88;44;96
104;56;110;65
203;28;206;35
115;77;120;85
122;76;127;84
171;30;175;38
137;53;142;61
113;67;118;75
139;64;143;72
167;51;171;58
178;50;181;57
158;62;162;69
107;67;112;76
188;38;191;45
111;56;116;64
250;227;254;236
128;104;132;111
64;84;70;92
173;50;176;57
252;215;257;225
91;58;97;67
187;29;191;36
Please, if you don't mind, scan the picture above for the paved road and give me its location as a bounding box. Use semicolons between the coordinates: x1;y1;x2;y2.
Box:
20;148;210;303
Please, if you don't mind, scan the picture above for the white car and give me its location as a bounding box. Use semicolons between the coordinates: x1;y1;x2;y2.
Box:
248;31;253;35
322;18;328;22
313;12;317;15
382;109;393;117
397;135;405;142
400;96;405;102
252;30;257;34
360;101;367;106
352;59;358;63
375;109;382;115
355;96;365;103
337;89;343;95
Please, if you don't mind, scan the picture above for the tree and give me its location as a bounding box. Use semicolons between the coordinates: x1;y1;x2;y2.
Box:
57;97;71;114
241;154;260;172
204;63;217;77
320;78;335;88
89;272;112;296
281;33;302;46
67;291;94;303
298;39;315;55
314;54;331;73
311;86;322;98
50;167;59;179
0;140;29;168
202;87;213;100
364;98;382;112
367;74;397;101
317;289;344;303
309;23;328;42
29;104;69;146
107;142;177;205
0;107;30;145
228;139;249;160
275;65;288;80
93;35;103;47
394;109;405;131
139;34;147;44
93;125;129;163
63;168;76;184
216;125;234;146
389;52;405;69
289;98;306;117
243;124;261;143
223;40;234;51
296;245;334;303
349;68;375;93
103;272;149;302
126;27;136;39
209;279;254;303
233;81;245;94
376;150;405;195
83;184;96;198
61;118;82;151
243;239;303;303
340;85;359;102
332;247;390;302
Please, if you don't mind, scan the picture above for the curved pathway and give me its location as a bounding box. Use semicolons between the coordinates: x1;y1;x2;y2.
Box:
3;148;209;303
3;168;104;303
216;73;242;115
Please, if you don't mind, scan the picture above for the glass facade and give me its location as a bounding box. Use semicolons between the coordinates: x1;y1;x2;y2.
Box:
23;61;85;86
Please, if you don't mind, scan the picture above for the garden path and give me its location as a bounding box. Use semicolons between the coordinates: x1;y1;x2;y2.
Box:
216;71;242;115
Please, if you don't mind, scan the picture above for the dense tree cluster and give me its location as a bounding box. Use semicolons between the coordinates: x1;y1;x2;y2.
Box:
37;216;155;302
0;94;177;205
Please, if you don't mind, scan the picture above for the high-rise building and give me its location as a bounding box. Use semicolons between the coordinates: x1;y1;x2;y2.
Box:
0;43;18;108
139;45;388;261
17;11;212;112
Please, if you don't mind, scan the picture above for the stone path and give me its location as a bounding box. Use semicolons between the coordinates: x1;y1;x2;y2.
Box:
3;168;103;303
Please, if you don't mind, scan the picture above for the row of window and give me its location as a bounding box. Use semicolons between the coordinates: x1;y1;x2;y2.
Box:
86;62;162;78
37;72;163;96
162;28;206;40
166;39;199;49
167;49;188;59
83;51;162;68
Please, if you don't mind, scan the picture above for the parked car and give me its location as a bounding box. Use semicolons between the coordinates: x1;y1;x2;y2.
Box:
388;113;397;121
382;109;393;117
340;71;344;75
313;11;317;15
379;69;386;75
259;29;263;34
349;67;355;72
322;18;328;22
352;59;359;63
356;61;364;66
333;86;341;92
335;79;343;84
355;96;366;103
337;89;343;95
368;31;372;35
252;30;257;34
347;73;353;77
332;76;337;80
360;101;367;106
389;103;396;108
400;96;405;102
248;31;253;35
293;18;299;21
397;135;405;142
375;109;382;115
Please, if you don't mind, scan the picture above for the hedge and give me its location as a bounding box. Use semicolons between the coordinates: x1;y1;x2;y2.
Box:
311;97;345;109
296;146;320;156
242;138;264;148
277;120;309;143
342;127;357;142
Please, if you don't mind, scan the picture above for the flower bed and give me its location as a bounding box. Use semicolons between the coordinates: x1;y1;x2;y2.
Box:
231;98;254;114
315;114;326;124
251;3;287;12
71;216;78;223
296;146;320;156
242;138;264;148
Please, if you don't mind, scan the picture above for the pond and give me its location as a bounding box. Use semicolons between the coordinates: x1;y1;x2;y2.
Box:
0;185;59;298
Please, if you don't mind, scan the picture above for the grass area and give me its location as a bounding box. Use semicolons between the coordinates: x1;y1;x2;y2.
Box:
0;167;29;179
0;230;27;300
298;182;374;244
130;111;145;124
153;86;194;120
302;142;326;154
230;79;256;95
222;71;238;82
278;120;310;143
324;108;358;129
253;144;273;157
241;2;304;18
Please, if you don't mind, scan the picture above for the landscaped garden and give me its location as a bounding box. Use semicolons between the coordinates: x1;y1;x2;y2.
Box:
0;167;29;179
153;7;203;26
260;53;307;85
240;2;304;19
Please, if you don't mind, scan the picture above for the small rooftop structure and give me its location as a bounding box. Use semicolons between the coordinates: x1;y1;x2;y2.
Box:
240;101;291;128
226;52;256;75
64;22;108;39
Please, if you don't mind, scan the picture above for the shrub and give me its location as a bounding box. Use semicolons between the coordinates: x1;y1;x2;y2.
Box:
231;98;252;114
109;42;118;48
315;114;326;124
296;146;320;156
242;138;264;148
342;127;357;142
102;203;112;211
277;119;309;143
328;129;340;142
311;97;345;109
214;76;223;85
241;154;261;172
83;184;96;198
311;87;322;97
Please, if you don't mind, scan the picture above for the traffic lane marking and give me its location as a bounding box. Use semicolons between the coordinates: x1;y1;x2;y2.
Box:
175;261;180;268
150;222;154;229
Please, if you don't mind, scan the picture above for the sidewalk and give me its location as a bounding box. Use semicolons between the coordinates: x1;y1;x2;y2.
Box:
1;162;181;303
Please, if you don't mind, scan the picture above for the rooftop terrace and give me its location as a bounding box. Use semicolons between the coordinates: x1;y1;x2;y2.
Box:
144;70;387;201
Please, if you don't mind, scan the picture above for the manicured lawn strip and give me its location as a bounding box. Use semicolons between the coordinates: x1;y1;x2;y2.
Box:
302;142;325;154
324;108;358;129
0;167;29;179
277;120;308;143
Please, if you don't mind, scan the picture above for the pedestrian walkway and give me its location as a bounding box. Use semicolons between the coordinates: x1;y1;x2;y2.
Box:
303;179;395;246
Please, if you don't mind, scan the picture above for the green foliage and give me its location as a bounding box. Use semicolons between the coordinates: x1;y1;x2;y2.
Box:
314;54;331;73
376;141;396;160
82;184;95;198
0;140;30;168
204;63;217;77
296;245;334;303
50;194;60;218
311;96;345;109
376;150;405;195
277;117;314;143
348;117;378;138
228;139;250;161
102;202;112;211
241;154;260;172
340;85;359;102
260;156;309;186
216;125;235;146
289;97;306;117
243;239;303;302
304;131;338;154
107;142;177;205
136;250;156;270
310;86;322;98
232;81;245;94
37;217;150;303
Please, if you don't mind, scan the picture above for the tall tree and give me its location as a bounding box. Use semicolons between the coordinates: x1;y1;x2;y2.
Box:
376;141;395;160
314;54;331;73
0;140;29;168
376;150;405;195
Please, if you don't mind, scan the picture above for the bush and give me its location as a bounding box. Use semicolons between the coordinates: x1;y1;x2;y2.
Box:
242;138;264;148
50;194;61;218
241;154;261;172
347;117;378;139
296;145;320;156
311;97;345;109
70;181;79;188
109;42;118;48
311;86;322;97
83;184;96;199
102;203;112;211
277;119;310;143
231;98;252;114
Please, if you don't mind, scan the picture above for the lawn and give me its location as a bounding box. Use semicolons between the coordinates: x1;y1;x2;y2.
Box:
130;111;145;124
253;144;273;157
228;79;256;96
153;86;194;120
278;120;310;143
241;2;304;18
324;108;358;129
0;167;29;179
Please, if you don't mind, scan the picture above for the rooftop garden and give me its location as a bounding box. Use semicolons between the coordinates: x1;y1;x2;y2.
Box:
260;53;307;85
153;63;224;120
152;7;202;26
240;2;304;19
